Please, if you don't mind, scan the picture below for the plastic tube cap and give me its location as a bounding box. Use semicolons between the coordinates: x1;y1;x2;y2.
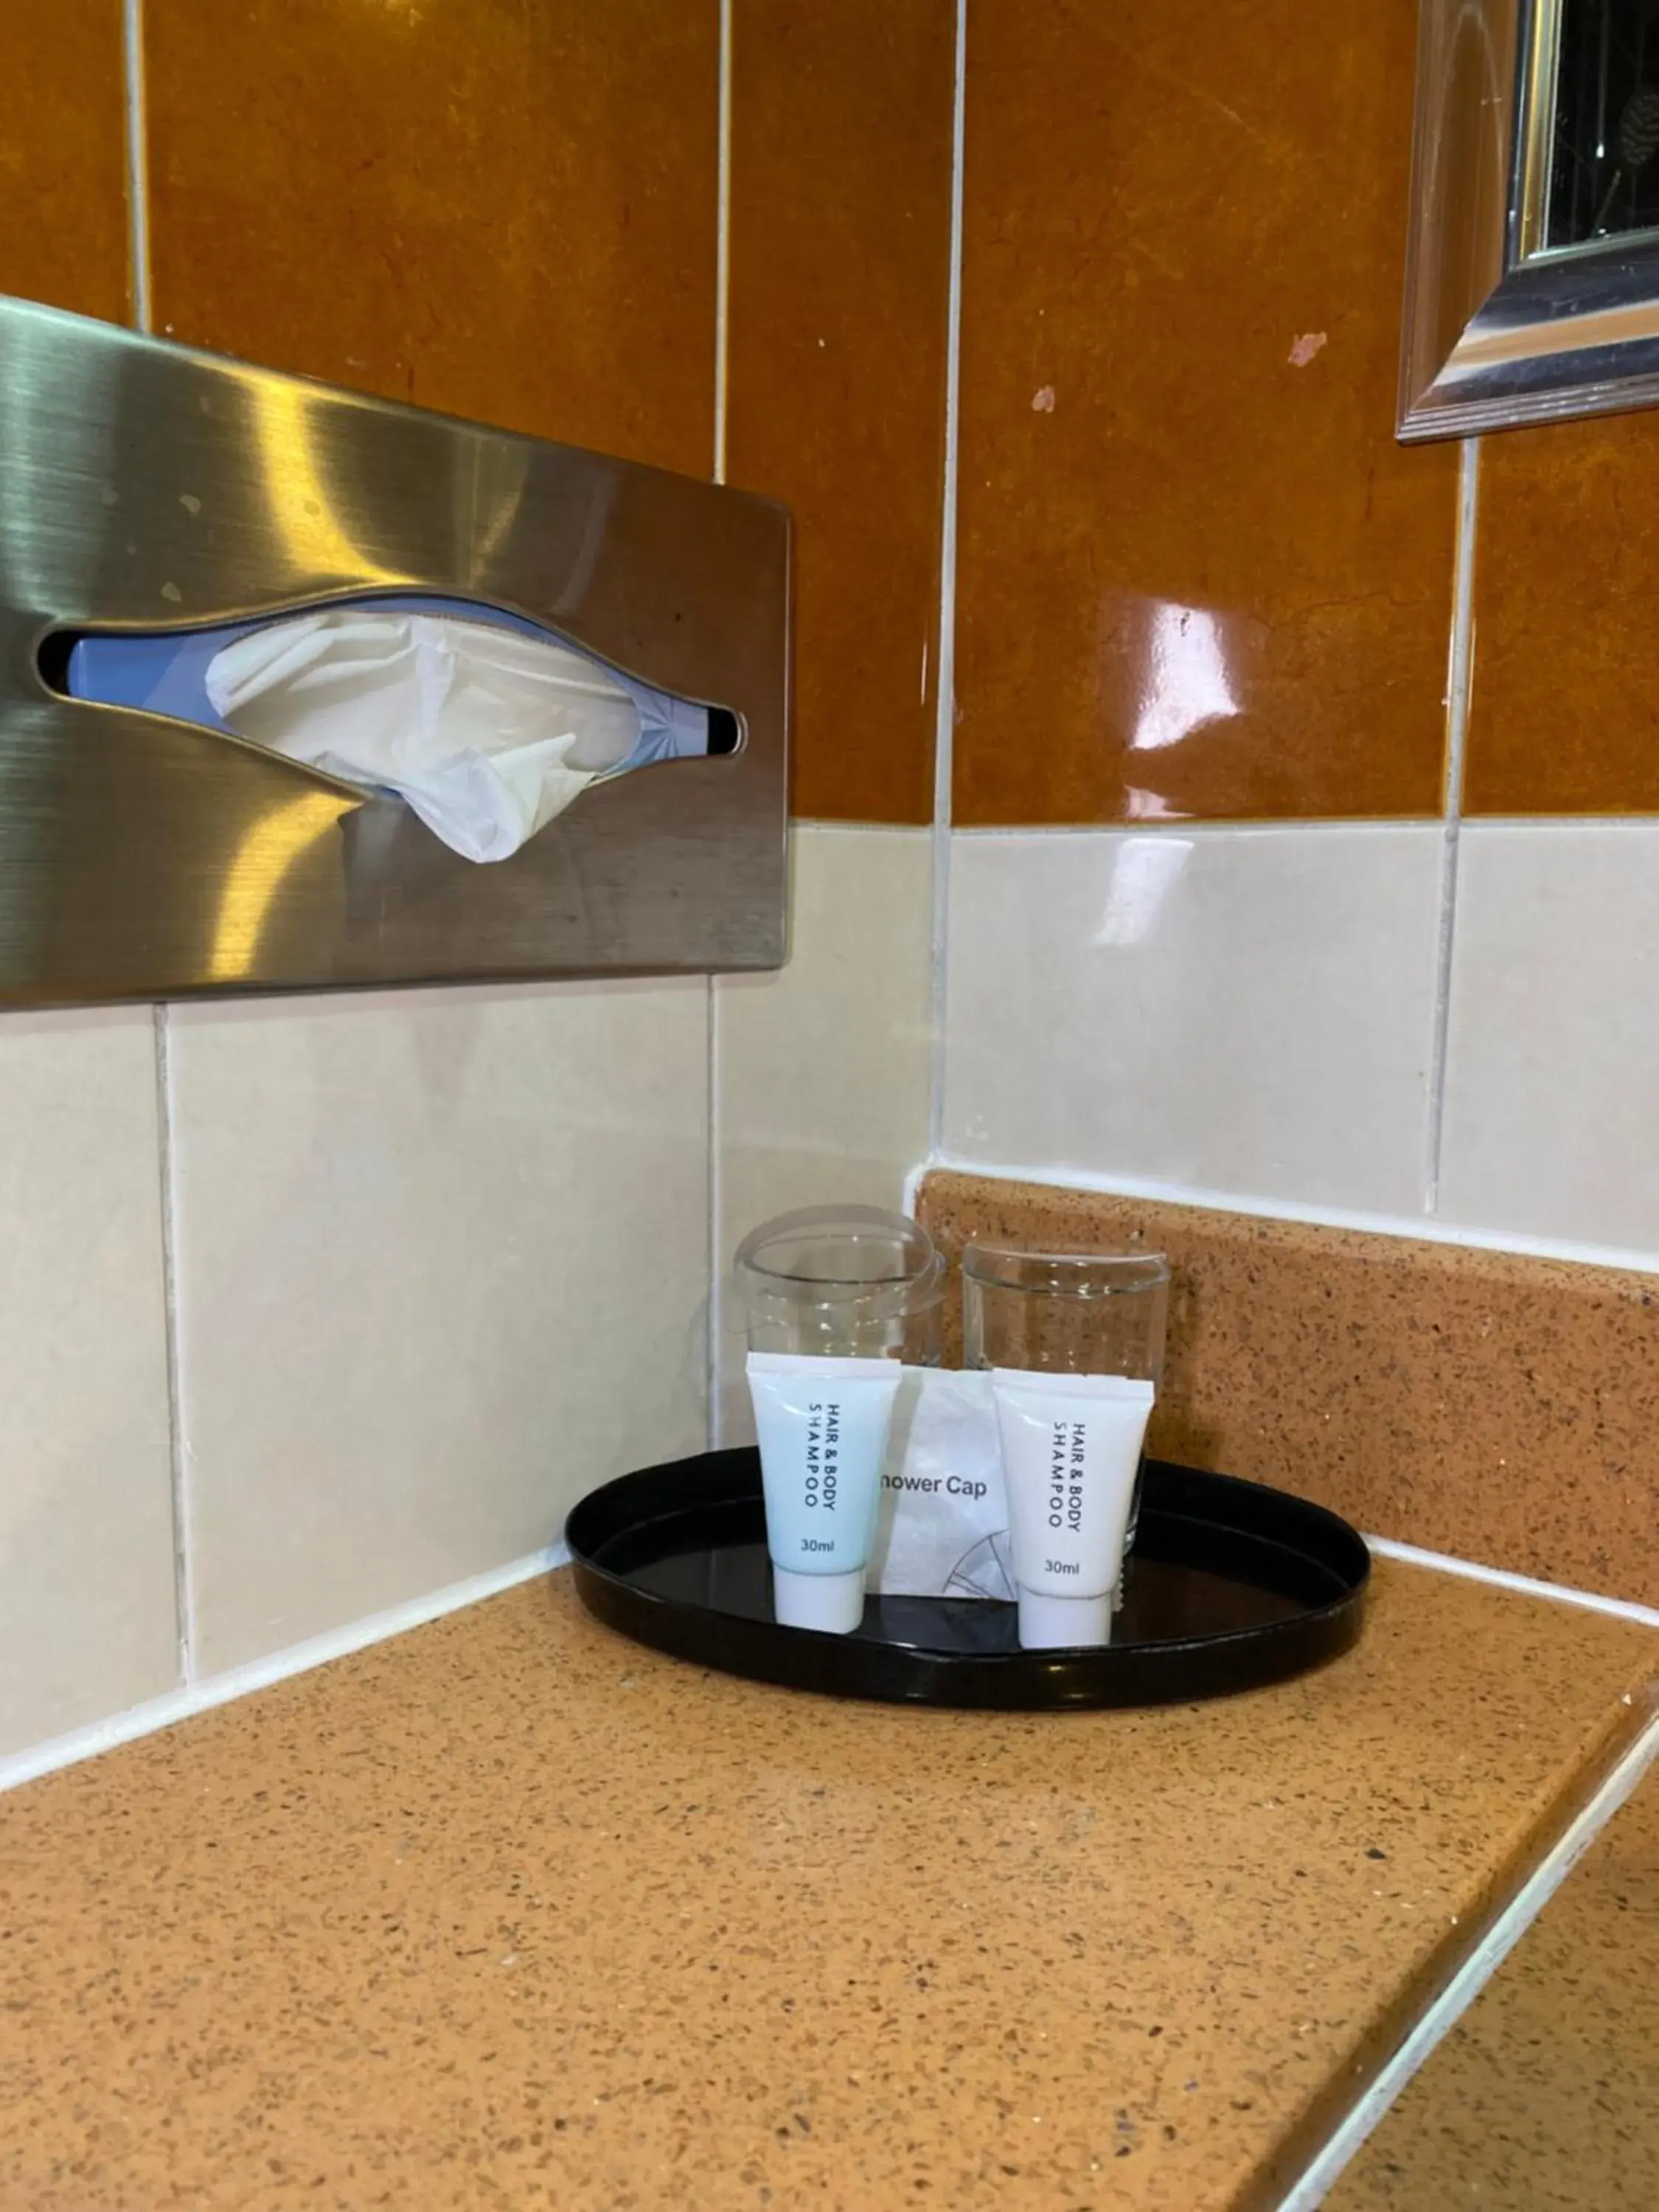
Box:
773;1566;868;1635
1018;1588;1111;1649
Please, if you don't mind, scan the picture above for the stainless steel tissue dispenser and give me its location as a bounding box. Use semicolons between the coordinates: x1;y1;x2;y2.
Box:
0;297;789;1004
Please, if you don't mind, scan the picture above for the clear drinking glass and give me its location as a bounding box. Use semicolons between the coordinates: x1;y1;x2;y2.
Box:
961;1244;1170;1570
734;1205;945;1363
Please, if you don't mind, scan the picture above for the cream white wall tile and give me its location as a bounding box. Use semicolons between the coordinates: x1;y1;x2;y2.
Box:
943;826;1442;1215
170;980;708;1673
1439;823;1659;1248
0;1009;176;1756
714;825;933;1440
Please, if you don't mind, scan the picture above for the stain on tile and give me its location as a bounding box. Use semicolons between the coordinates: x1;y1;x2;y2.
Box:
954;0;1457;825
919;1169;1659;1604
726;0;953;822
1467;412;1659;814
145;0;717;473
0;0;129;323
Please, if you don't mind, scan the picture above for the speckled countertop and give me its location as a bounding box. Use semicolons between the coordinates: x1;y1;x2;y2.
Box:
1;1562;1655;2212
1331;1764;1659;2209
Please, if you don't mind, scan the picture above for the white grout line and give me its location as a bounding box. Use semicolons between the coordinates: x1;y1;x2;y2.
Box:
0;1541;572;1798
151;1007;195;1681
949;813;1659;838
1278;1705;1659;2210
122;0;151;333
1365;1533;1659;1628
1422;437;1480;1215
1427;812;1659;832
789;818;932;836
712;0;733;486
947;818;1445;839
902;1158;930;1218
128;0;184;1681
928;0;967;1158
922;1150;1659;1275
706;1;733;1449
706;973;725;1450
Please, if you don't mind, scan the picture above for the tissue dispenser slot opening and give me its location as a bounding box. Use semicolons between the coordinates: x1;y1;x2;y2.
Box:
41;597;744;869
0;293;787;1003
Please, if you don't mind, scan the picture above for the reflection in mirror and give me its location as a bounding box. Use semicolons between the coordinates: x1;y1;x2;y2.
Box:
1543;0;1659;252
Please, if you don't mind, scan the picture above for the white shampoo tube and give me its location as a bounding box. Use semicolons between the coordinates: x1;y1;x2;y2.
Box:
747;1352;905;1634
991;1368;1156;1648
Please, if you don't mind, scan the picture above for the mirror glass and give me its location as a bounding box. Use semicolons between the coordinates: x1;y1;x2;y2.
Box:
1401;0;1659;437
1541;0;1659;252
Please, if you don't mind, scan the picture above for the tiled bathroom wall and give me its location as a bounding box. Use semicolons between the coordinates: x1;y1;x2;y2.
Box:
952;0;1454;830
922;0;1659;1609
724;0;953;827
12;0;1659;1768
939;0;1659;1265
0;0;945;1762
143;1;720;474
0;3;131;327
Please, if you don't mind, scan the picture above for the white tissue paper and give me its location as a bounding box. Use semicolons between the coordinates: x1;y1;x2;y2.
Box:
204;608;646;864
867;1368;1015;1599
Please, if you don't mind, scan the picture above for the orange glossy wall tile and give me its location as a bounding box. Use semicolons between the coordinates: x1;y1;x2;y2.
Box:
144;1;717;476
0;0;129;323
953;0;1458;826
726;1;953;823
1466;412;1659;813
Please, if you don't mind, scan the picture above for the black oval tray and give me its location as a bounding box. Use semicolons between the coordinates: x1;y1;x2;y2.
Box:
566;1448;1368;1710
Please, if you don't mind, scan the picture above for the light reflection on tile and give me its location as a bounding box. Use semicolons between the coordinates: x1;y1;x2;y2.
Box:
1124;602;1243;761
954;0;1455;825
1091;837;1194;947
